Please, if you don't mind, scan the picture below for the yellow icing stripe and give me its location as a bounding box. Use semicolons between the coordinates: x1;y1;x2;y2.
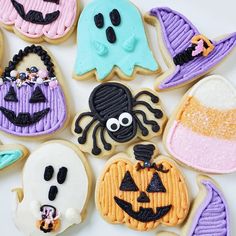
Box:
176;97;236;140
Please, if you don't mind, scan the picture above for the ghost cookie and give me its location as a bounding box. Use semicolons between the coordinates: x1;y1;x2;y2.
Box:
158;176;230;236
0;0;79;44
145;7;236;91
72;82;167;157
0;45;69;138
13;140;91;235
95;142;190;231
0;141;28;171
74;0;159;82
164;75;236;174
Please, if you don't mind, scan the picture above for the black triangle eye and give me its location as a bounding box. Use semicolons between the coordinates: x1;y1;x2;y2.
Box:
110;9;121;26
4;86;18;102
146;173;166;193
29;87;47;103
119;171;139;191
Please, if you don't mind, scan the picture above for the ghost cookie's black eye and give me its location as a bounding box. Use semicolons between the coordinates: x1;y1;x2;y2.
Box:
110;9;121;26
94;13;104;29
106;118;120;132
57;167;68;184
43;0;60;4
44;166;54;181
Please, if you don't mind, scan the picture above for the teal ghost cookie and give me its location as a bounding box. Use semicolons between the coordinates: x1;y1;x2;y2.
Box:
74;0;159;82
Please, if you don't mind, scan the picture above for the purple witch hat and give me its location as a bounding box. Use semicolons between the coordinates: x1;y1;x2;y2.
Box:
149;7;236;90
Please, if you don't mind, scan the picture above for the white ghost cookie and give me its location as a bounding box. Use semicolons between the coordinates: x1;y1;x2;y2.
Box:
13;140;92;235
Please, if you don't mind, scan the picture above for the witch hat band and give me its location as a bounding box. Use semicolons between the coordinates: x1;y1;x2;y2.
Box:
148;7;236;91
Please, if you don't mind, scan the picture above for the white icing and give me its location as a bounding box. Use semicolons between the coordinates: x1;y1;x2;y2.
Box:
189;75;236;110
14;142;89;236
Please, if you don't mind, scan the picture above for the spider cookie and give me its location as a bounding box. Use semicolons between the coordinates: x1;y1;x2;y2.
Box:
0;45;68;138
145;7;236;91
13;140;91;235
164;75;236;174
74;0;159;82
96;142;190;231
0;0;79;44
0;141;28;171
158;176;230;236
72;82;167;157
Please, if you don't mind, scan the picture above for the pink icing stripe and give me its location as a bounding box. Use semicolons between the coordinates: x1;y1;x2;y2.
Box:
166;122;236;173
0;0;77;39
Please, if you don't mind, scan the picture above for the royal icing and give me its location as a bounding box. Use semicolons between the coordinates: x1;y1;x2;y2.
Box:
148;7;236;90
0;0;78;41
165;75;236;173
0;45;67;137
73;82;167;157
74;0;158;81
96;143;189;231
0;150;22;170
14;141;90;235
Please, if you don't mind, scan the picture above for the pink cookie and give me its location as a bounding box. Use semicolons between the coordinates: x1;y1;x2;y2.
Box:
0;0;79;43
164;75;236;174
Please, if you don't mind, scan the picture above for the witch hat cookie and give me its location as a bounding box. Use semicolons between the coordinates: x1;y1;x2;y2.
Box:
164;75;236;174
146;7;236;91
0;0;79;43
0;45;69;138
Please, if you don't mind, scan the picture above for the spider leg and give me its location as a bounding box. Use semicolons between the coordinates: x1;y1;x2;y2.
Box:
74;112;94;134
134;110;160;132
100;127;112;151
78;118;96;144
134;91;159;103
133;101;163;119
133;114;149;136
92;123;103;155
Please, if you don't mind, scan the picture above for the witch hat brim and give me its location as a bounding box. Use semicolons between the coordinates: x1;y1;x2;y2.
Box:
148;7;236;91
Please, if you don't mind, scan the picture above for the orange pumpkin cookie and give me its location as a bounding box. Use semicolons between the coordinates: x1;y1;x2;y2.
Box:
95;142;190;231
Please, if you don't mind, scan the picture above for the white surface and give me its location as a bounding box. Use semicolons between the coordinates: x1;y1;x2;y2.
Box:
0;0;236;235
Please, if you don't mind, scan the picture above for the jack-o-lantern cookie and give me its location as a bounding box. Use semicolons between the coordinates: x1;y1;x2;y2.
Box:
0;45;69;138
145;7;236;91
158;176;230;236
0;140;28;171
96;143;190;231
164;75;236;174
0;0;79;43
74;0;159;82
13;140;92;235
72;82;167;157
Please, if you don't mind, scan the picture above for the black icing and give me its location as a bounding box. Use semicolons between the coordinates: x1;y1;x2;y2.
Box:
11;0;60;25
114;197;172;222
43;0;60;4
147;173;166;193
94;13;104;29
110;9;121;26
57;167;68;184
0;107;50;127
137;192;150;203
134;144;155;162
4;86;18;102
106;26;116;44
74;83;164;156
48;185;58;201
120;171;139;191
44;166;54;181
29;86;47;103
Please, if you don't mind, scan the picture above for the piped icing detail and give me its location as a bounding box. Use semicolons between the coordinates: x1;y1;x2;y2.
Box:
188;180;229;236
149;7;236;90
0;150;23;169
0;0;77;40
75;0;158;81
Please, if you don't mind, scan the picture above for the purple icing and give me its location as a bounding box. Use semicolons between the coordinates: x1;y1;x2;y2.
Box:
0;82;67;136
150;7;236;90
188;180;229;236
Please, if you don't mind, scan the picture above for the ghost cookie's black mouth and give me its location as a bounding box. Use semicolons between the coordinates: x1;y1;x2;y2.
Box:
114;197;171;222
0;107;50;127
11;0;60;25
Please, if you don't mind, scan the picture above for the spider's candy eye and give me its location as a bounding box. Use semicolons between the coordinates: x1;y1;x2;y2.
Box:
106;118;120;132
119;112;133;127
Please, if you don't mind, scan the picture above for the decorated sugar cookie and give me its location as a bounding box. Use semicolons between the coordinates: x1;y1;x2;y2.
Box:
0;0;79;43
74;0;159;82
0;141;28;171
145;7;236;91
164;75;236;174
158;176;230;236
0;45;68;138
96;143;189;231
13;140;91;235
72;82;167;157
